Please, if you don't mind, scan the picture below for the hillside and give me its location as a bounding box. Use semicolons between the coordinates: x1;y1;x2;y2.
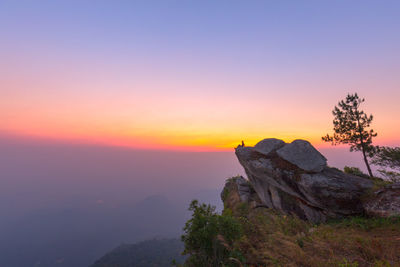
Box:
93;139;400;266
92;180;400;267
90;238;185;267
181;138;400;266
221;177;400;266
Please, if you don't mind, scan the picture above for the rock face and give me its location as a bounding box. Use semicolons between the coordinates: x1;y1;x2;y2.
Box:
276;139;327;172
364;183;400;217
254;138;285;156
221;176;263;218
235;138;375;223
235;176;254;203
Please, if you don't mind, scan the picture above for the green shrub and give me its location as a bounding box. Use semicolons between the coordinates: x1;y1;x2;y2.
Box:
181;200;244;267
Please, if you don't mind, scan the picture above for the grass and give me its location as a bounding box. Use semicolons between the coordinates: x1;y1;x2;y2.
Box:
221;177;400;267
328;216;400;231
236;211;400;266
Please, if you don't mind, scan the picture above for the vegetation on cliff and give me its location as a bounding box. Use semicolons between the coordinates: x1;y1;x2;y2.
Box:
180;200;244;267
181;177;400;267
322;92;400;182
372;146;400;182
322;93;377;177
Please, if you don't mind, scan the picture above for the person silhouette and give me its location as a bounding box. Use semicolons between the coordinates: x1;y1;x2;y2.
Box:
236;140;245;148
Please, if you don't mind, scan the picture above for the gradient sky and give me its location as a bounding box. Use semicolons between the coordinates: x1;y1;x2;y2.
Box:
1;0;399;150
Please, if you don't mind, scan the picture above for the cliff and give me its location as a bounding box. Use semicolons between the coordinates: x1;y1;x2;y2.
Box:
221;176;400;266
234;138;399;222
92;139;400;266
219;138;400;266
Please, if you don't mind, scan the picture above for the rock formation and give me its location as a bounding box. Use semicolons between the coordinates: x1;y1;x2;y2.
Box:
363;183;400;217
233;138;382;223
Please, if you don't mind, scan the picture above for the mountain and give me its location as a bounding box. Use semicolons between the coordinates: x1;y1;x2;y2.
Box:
77;139;400;266
215;139;400;266
91;239;185;267
0;194;187;267
180;138;400;266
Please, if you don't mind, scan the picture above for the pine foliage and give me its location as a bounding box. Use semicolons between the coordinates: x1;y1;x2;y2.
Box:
322;93;377;177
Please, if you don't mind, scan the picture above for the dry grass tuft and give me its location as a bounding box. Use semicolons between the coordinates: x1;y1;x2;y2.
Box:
223;177;400;267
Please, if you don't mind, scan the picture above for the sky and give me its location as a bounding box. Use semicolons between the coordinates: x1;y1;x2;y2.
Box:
1;0;399;150
1;2;399;265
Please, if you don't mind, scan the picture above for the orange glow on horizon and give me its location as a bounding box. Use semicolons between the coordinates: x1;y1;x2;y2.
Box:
2;54;399;151
3;127;398;153
1;1;399;153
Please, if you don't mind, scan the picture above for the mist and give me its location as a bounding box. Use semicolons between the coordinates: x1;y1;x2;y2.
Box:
0;136;244;266
0;136;366;266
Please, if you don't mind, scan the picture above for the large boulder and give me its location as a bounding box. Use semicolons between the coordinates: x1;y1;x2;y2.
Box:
254;138;285;156
235;138;375;223
276;140;327;172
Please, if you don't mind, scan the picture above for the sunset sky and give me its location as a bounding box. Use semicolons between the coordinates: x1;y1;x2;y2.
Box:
1;1;399;150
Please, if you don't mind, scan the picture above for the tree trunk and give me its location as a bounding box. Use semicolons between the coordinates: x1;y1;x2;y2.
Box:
362;147;373;177
355;107;373;177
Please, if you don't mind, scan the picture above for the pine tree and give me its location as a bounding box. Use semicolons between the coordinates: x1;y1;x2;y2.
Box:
322;93;377;177
372;146;400;182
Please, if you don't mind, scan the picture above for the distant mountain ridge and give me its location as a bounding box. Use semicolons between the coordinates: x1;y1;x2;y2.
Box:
91;238;185;267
